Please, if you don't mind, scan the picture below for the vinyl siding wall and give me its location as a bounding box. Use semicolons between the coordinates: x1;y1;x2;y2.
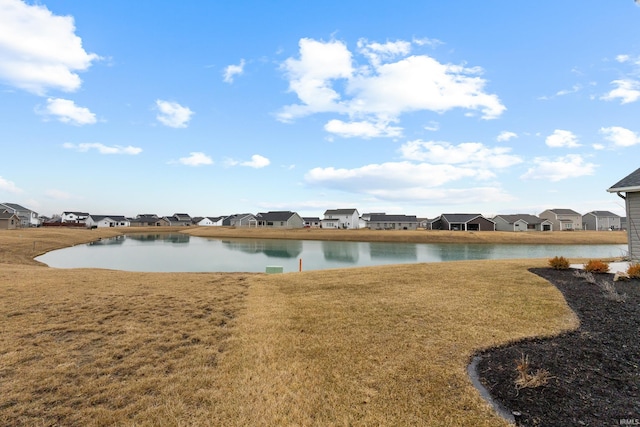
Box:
627;192;640;262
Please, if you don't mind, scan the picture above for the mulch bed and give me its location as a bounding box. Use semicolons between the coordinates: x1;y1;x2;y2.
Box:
474;268;639;426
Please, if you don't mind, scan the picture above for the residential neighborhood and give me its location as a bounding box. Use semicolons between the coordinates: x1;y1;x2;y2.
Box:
0;202;628;232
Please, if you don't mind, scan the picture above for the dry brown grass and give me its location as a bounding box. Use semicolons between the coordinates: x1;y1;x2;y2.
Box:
0;228;584;425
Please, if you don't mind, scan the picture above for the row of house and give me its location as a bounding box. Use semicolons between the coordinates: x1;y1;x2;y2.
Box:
0;203;626;232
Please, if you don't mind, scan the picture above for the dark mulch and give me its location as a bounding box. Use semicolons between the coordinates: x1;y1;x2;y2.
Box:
474;268;639;427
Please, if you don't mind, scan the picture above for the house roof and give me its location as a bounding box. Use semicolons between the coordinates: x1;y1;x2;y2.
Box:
441;213;492;223
585;210;620;218
0;211;19;219
257;211;298;221
1;202;30;212
546;209;581;216
303;217;321;221
89;215;128;222
608;167;640;192
494;214;546;224
324;208;359;215
63;211;89;216
369;214;418;222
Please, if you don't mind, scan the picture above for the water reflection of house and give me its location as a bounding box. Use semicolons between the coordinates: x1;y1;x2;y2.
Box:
321;241;359;263
369;242;417;260
222;239;302;258
126;233;190;244
607;167;640;262
88;235;126;245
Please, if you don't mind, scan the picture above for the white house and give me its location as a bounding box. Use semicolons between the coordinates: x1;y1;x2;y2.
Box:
196;216;225;226
61;211;90;224
322;208;360;229
86;215;130;228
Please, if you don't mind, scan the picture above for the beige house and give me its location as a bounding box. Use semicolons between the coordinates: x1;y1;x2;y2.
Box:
538;209;582;231
607;167;640;262
0;211;21;229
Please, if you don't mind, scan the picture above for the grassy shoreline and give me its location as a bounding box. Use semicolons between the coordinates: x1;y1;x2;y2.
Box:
0;227;614;425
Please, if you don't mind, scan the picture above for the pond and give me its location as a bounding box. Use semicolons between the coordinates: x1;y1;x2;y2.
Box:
34;233;628;273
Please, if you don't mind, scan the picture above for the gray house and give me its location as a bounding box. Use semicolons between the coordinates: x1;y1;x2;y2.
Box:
255;211;304;229
431;214;495;231
607;167;640;262
493;214;553;232
0;203;39;227
368;214;418;230
582;211;621;231
224;213;256;227
538;209;582;231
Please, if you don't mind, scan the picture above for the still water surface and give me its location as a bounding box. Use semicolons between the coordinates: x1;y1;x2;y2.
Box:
35;233;628;273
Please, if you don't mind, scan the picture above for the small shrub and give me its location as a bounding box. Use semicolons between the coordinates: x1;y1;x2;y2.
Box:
515;354;551;389
583;259;610;274
627;263;640;279
573;270;596;284
598;279;627;302
548;256;569;270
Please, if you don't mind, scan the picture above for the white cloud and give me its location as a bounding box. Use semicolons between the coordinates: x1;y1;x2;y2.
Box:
616;54;630;63
277;37;505;132
223;59;245;83
357;38;412;67
521;155;596;182
177;152;213;166
424;121;439;131
242;154;270;168
304;162;512;203
592;143;605;150
226;154;271;168
601;79;640;104
155;100;194;128
63;142;142;155
306;162;490;190
0;176;22;193
600;126;640;147
278;38;353;122
545;129;581;148
0;0;100;95
41;98;96;125
497;131;517;142
399;140;522;169
324;119;402;138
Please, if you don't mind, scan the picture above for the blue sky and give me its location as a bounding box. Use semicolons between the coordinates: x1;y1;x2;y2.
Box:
1;0;639;219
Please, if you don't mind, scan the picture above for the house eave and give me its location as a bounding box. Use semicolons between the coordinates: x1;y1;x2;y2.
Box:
607;186;640;193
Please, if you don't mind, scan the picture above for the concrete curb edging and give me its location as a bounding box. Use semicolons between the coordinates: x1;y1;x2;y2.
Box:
467;355;517;425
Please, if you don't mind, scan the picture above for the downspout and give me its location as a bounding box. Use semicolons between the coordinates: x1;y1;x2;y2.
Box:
616;191;626;200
